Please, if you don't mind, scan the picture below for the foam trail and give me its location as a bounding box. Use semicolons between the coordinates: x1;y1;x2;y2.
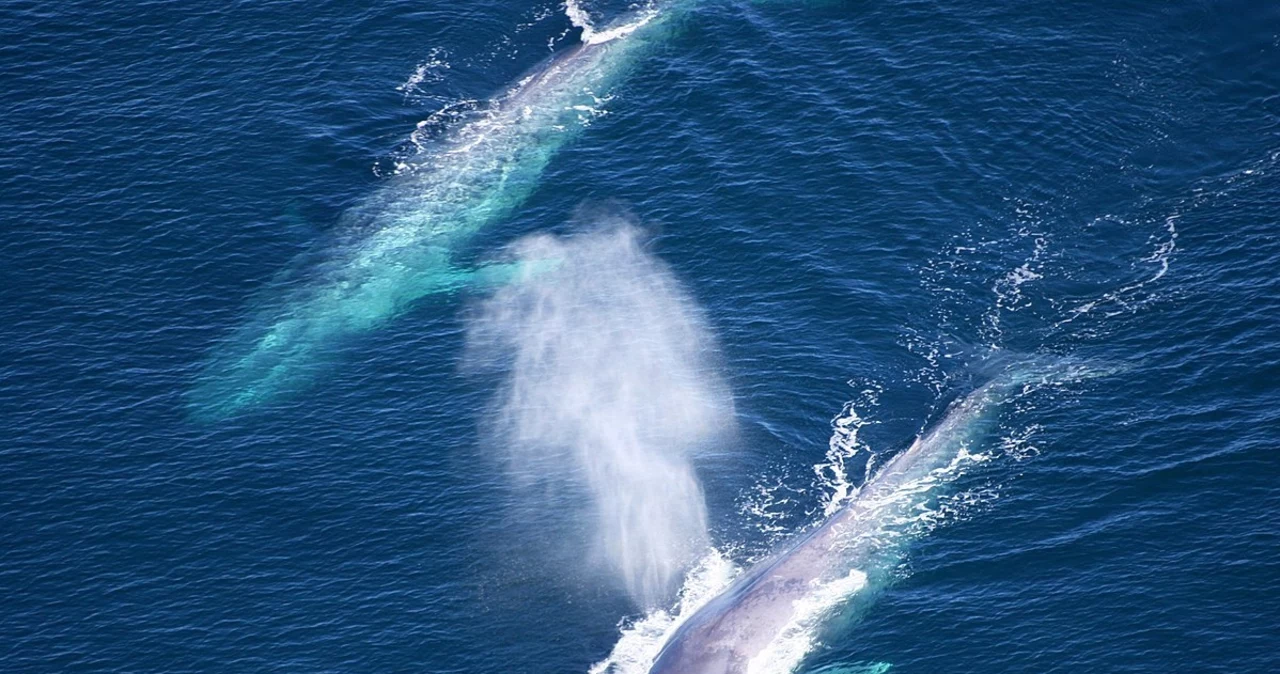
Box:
467;223;733;607
189;3;684;418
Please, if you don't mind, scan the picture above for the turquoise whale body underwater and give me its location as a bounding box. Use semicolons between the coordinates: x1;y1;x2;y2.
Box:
190;4;682;418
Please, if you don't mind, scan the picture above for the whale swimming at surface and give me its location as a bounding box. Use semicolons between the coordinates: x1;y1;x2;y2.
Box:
189;5;676;418
647;361;1105;674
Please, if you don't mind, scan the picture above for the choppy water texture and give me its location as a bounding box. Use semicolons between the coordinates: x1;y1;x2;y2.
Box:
2;1;1278;673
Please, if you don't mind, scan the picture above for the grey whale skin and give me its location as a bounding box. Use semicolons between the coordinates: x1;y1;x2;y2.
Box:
647;368;1055;674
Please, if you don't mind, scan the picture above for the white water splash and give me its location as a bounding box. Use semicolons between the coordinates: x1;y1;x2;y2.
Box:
1053;146;1280;328
1055;213;1178;327
737;474;810;543
816;382;882;516
745;568;870;674
590;550;740;674
567;0;661;45
986;230;1049;340
736;381;882;549
998;422;1042;461
396;48;450;101
468;223;733;607
565;0;597;38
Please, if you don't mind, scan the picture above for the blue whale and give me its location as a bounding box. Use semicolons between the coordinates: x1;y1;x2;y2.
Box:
189;6;679;418
648;362;1103;674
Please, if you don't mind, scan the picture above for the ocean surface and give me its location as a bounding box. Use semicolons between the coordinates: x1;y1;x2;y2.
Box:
3;1;1278;672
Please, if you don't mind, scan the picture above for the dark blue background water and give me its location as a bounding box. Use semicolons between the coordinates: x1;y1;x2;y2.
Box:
3;1;1277;672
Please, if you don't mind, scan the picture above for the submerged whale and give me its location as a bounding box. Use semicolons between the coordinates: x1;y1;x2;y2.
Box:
190;6;677;418
648;361;1101;674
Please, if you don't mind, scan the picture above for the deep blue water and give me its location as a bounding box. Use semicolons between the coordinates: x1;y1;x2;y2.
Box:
3;1;1278;672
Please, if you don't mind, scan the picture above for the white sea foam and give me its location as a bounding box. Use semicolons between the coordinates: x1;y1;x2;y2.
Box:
746;568;870;674
734;381;882;552
1055;213;1178;327
589;550;740;674
737;474;809;541
984;227;1049;341
566;0;661;45
1053;145;1280;327
584;10;660;44
396;48;450;101
817;383;882;516
565;0;597;38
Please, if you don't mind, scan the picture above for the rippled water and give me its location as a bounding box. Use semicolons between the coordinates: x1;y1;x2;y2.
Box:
3;1;1277;673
